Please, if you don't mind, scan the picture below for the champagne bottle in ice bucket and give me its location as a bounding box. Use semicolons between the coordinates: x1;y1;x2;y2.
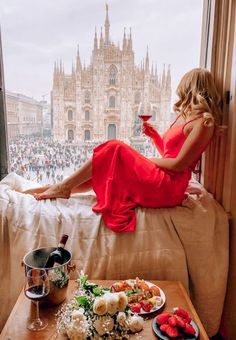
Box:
44;234;69;268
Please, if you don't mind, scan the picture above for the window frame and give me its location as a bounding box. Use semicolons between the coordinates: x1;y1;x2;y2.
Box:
0;31;9;180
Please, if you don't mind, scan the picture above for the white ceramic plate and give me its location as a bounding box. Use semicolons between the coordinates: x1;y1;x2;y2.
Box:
111;279;166;315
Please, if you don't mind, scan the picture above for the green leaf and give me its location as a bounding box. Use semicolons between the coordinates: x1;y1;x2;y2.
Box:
80;275;88;286
93;287;102;296
75;295;88;306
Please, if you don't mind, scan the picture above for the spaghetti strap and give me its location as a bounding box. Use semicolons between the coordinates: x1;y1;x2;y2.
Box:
170;114;182;128
182;116;202;133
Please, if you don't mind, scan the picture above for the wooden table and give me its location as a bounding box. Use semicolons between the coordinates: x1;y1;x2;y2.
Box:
0;280;209;340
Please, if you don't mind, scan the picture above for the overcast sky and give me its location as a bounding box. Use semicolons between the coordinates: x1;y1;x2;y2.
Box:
0;0;203;105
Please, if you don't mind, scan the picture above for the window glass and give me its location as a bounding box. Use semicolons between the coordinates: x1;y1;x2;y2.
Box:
2;1;203;184
84;130;91;140
109;96;115;108
85;111;90;121
68;110;73;121
109;65;117;85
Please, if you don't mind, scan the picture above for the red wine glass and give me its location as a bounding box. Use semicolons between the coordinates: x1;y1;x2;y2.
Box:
138;102;152;122
24;268;50;331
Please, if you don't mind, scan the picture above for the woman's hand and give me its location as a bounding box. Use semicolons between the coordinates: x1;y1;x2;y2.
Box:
142;122;157;139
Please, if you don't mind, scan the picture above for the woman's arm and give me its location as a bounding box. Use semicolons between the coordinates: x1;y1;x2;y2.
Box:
151;118;214;172
142;122;164;156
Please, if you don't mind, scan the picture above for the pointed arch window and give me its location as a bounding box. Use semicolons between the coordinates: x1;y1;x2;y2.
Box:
85;110;90;121
68;109;73;121
109;96;115;108
84;130;91;141
85;91;90;104
109;65;117;85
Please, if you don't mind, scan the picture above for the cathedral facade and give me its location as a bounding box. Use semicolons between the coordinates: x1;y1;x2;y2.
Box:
52;5;172;144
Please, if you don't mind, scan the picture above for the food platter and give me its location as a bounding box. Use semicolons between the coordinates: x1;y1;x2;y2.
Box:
152;318;199;339
110;279;165;315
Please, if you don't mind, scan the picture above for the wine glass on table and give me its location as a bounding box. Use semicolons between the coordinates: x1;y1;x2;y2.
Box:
138;102;152;122
24;268;50;331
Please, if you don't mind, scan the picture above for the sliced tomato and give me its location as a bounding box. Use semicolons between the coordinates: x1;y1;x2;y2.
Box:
130;302;142;313
140;300;152;313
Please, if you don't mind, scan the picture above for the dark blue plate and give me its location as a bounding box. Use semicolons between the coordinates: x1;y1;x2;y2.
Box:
152;318;199;339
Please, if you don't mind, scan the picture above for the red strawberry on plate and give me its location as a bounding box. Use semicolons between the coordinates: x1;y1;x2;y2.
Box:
160;323;169;333
184;322;196;335
175;315;186;328
156;312;172;325
166;325;179;338
173;307;192;323
168;316;177;327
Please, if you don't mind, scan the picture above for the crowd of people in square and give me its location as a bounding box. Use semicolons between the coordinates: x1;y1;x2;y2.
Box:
9;136;158;185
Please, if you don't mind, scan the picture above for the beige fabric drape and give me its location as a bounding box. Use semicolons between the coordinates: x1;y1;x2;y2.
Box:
0;173;229;336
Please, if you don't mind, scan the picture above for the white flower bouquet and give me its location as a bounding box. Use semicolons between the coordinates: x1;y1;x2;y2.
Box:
56;272;144;339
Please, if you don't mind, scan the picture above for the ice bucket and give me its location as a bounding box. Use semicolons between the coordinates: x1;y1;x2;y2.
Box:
23;247;75;306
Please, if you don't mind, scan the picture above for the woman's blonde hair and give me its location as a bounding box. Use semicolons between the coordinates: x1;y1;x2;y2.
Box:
173;68;222;126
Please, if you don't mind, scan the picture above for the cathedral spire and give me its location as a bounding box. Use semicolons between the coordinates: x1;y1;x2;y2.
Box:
127;27;132;51
100;27;104;49
59;60;64;75
122;27;127;52
145;46;149;73
162;64;166;88
53;61;58;85
104;3;110;46
93;27;98;51
166;64;171;91
76;44;82;71
71;60;75;75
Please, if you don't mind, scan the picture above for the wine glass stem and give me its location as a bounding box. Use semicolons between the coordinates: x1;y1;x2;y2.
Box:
35;301;40;322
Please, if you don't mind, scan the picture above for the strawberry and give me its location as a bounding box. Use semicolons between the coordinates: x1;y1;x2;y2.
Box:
173;307;192;322
184;322;196;335
156;312;172;325
166;325;179;338
130;302;141;313
168;316;177;327
140;300;152;313
175;315;186;328
160;324;169;333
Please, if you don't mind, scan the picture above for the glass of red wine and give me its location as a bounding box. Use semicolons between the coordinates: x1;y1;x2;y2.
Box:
24;268;50;331
138;101;152;122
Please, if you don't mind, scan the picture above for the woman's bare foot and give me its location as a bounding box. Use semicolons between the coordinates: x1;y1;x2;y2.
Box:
34;183;71;200
22;185;51;196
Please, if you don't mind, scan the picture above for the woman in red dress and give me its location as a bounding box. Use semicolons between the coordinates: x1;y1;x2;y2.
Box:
24;68;221;233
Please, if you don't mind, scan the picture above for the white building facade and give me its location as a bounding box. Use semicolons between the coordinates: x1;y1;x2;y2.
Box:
52;5;172;143
6;91;43;140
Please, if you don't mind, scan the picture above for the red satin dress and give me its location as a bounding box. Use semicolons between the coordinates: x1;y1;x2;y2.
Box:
92;118;200;233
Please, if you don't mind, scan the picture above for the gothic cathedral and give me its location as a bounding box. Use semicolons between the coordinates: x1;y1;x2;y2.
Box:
52;5;171;144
